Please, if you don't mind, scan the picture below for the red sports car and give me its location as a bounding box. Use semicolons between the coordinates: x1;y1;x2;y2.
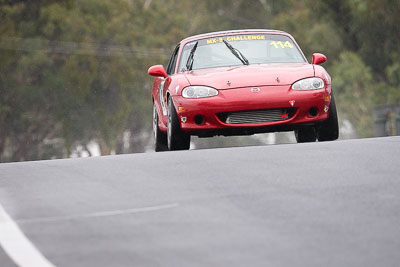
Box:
148;29;339;151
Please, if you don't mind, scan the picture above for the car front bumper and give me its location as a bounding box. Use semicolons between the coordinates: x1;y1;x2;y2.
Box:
173;85;331;136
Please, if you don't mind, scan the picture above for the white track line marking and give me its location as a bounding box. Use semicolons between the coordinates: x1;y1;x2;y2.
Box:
16;203;180;224
0;203;179;266
0;204;56;267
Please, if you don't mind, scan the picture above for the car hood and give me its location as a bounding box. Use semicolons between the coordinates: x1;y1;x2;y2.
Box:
184;63;314;89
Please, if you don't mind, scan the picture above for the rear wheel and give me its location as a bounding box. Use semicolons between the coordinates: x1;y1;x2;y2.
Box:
318;94;339;141
167;97;190;151
295;127;317;143
153;102;168;152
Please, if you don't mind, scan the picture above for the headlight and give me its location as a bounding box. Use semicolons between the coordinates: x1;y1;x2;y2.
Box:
292;77;325;90
182;86;219;98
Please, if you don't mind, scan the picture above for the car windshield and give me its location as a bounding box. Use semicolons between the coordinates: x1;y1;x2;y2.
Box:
178;34;306;72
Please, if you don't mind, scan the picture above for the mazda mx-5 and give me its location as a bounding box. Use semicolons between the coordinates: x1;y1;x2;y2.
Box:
148;29;339;151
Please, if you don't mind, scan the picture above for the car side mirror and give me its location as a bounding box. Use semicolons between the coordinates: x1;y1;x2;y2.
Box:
148;65;168;78
312;53;327;65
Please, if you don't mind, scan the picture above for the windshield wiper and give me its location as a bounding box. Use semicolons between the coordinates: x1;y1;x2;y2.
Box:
223;40;249;66
185;41;198;71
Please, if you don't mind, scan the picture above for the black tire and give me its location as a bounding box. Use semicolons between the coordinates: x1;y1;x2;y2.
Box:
295;127;317;143
167;97;190;150
153;102;168;152
318;94;339;141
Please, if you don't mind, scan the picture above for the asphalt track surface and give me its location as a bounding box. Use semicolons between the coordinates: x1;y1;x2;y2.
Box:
0;136;399;267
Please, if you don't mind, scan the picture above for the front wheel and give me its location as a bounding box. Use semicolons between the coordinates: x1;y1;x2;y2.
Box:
295;127;317;143
153;102;168;152
167;97;190;151
318;94;339;141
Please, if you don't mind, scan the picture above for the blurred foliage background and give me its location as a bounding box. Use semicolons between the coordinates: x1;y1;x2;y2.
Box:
0;0;399;162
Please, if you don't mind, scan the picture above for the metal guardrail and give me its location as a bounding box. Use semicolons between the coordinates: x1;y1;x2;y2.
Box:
373;105;400;136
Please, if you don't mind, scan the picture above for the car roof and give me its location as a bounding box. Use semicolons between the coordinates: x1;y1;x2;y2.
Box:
180;29;286;43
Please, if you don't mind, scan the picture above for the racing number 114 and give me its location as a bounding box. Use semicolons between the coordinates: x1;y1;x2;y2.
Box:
270;41;293;49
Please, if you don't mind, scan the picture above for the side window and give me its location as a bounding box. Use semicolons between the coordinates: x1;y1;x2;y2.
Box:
166;44;180;75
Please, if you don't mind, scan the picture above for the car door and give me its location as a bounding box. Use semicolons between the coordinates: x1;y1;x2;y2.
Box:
159;44;180;119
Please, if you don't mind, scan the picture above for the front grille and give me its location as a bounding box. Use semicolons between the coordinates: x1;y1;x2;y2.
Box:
218;108;295;124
